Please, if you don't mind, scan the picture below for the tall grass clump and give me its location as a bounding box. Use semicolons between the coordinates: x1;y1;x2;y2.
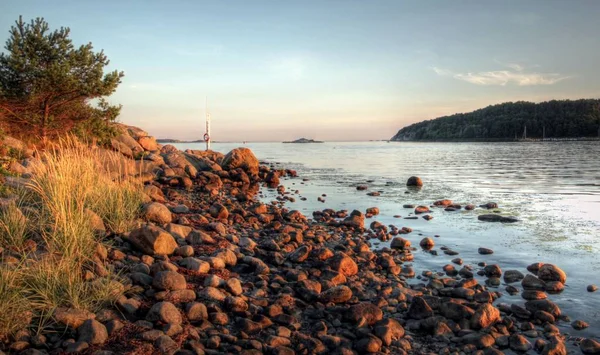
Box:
0;266;32;341
0;203;30;252
0;137;144;337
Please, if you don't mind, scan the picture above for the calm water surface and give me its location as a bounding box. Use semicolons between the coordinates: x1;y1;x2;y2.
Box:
175;141;600;339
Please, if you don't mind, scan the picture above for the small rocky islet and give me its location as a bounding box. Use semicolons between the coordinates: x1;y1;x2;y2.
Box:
1;125;599;355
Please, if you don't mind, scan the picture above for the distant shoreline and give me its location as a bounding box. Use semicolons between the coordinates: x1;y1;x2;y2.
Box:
390;137;600;143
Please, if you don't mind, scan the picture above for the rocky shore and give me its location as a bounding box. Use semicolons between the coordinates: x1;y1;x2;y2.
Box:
1;126;599;355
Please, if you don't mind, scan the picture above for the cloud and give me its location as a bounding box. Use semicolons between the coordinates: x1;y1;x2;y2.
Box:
271;57;307;80
432;66;569;86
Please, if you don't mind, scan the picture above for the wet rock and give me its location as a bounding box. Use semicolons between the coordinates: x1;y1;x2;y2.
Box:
366;207;380;215
478;214;519;223
406;176;423;187
414;206;430;214
546;281;565;294
143;202;173;224
128;225;178;255
419;237;434;249
525;299;561;318
209;203;229;219
478;247;493;255
320;285;352;304
288;245;311;263
483;264;502;278
522;290;547;300
346;303;383;325
77;319;108;345
504;270;524;283
329;252;358;277
471;303;500;329
433;199;452;206
373;318;404;346
581;338;600;354
146;302;182;325
155;334;179;354
572;320;589;330
153;271;187;291
354;336;382;353
538;264;567;284
462;332;495;349
343;210;365;229
407;297;434;320
509;334;532;352
522;274;546;290
390;237;411;250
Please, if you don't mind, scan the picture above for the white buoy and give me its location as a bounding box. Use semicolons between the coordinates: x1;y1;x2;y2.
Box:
204;97;211;151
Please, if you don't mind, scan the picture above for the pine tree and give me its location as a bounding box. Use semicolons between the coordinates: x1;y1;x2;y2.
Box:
0;16;124;143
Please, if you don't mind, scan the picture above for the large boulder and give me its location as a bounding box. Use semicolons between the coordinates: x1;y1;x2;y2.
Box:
220;148;259;176
329;252;358;277
143;202;172;224
471;303;500;329
538;264;567;284
138;136;159;151
114;133;144;155
128;225;178;255
163;151;198;178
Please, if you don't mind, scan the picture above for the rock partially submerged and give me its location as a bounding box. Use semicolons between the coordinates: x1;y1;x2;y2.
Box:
478;214;519;223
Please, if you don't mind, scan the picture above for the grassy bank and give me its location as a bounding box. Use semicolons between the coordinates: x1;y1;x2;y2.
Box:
0;140;145;340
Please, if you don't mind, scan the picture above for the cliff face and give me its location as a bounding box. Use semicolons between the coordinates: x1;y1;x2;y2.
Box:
391;99;600;141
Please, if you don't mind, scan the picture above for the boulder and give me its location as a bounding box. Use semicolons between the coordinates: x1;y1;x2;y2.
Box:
471;303;500;329
373;319;404;346
478;214;519;223
53;308;95;329
220;148;259;176
153;271;187;291
143;202;172;224
538;264;567;284
329;252;358;277
319;286;352;303
78;320;108;345
138;136;159;151
146;302;182;325
128;225;178;255
406;176;423;187
406;297;433;319
346;303;383;325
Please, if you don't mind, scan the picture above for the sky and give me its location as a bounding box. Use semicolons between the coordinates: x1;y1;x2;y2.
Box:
1;0;599;141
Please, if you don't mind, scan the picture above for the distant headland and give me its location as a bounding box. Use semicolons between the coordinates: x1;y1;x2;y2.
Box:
391;99;600;142
283;138;324;143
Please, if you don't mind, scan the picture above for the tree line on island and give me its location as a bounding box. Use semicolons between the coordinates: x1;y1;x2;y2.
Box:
391;99;600;141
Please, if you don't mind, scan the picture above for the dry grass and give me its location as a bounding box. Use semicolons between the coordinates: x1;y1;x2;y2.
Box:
0;266;32;341
0;202;30;252
0;137;144;339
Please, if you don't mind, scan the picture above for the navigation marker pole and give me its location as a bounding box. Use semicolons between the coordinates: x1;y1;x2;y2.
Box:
204;97;211;151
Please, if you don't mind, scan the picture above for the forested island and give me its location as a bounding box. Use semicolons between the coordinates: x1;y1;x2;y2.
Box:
391;99;600;141
283;138;324;143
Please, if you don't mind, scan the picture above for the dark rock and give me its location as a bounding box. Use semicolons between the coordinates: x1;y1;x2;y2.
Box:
478;214;519;223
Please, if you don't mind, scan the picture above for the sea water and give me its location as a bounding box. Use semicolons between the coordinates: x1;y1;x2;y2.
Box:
174;141;600;338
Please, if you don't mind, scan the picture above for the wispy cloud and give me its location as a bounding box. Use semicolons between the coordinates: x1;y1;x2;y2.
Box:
269;55;311;81
432;65;569;86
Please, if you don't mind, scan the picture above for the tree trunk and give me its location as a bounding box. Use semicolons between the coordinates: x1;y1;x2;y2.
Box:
41;103;49;146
